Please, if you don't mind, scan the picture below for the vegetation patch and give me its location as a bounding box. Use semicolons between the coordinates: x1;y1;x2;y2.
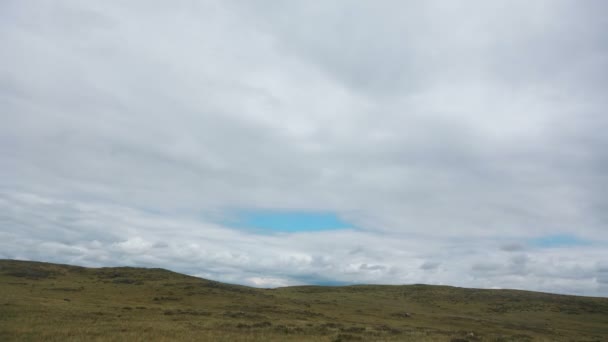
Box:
1;259;607;341
163;309;210;316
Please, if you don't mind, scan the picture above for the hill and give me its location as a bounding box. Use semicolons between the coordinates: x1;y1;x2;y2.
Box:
0;259;607;341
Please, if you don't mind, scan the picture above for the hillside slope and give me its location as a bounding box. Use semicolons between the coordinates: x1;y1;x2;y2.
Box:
1;259;607;341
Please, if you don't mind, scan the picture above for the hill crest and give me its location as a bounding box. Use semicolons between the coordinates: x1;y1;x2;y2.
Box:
1;259;607;341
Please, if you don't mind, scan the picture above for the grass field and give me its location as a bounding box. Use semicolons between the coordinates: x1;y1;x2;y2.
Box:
1;259;607;341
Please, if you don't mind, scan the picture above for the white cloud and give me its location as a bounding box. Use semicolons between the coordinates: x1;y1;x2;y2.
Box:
1;0;607;295
1;190;607;295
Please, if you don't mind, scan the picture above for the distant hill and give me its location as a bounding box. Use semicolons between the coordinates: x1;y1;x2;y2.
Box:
1;259;607;341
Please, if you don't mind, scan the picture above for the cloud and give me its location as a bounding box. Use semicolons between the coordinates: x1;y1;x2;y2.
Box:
1;0;607;296
420;261;441;271
500;243;525;252
245;277;302;288
2;189;607;295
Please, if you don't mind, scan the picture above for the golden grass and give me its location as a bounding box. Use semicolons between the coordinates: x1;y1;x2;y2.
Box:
1;260;607;341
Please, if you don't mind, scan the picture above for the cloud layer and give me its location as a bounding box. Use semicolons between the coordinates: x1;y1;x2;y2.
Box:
1;0;607;295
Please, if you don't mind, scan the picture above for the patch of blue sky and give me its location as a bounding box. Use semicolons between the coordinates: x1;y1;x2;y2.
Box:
529;234;590;248
226;210;352;233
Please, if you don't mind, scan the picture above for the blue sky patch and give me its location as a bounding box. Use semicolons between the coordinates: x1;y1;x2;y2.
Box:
227;210;352;233
530;234;589;248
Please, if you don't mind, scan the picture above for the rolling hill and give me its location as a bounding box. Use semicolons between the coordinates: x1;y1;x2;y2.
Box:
1;259;607;341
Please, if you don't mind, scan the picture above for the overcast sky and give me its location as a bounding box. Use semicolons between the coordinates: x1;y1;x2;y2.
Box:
1;0;607;296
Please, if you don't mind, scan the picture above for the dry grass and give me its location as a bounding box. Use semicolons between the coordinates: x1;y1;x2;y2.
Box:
1;259;607;341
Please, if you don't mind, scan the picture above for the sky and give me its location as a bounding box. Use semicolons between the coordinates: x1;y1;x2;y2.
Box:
1;0;607;296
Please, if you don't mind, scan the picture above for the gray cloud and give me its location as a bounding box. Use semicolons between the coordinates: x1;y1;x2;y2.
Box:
1;0;607;295
420;261;441;271
500;243;525;252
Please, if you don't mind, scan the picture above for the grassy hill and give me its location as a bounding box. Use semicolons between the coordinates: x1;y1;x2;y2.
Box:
1;260;607;341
